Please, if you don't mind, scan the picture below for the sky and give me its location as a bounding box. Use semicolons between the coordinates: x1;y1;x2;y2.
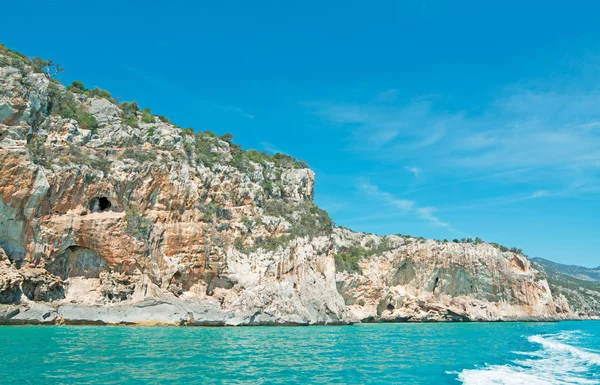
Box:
2;1;599;267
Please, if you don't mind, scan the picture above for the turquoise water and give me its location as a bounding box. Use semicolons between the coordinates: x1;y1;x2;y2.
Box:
0;322;598;384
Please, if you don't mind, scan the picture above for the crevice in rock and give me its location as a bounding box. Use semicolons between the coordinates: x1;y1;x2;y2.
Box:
433;276;440;294
89;197;112;213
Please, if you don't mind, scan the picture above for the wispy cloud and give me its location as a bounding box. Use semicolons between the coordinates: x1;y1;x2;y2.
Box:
357;178;451;228
310;65;600;197
214;104;255;119
312;97;455;150
531;190;549;198
261;141;284;154
405;166;421;179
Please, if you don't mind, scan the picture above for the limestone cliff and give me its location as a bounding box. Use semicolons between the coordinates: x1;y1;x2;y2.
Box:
0;44;594;325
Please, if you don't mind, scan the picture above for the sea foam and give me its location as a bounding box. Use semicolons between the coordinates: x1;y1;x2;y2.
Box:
455;331;600;385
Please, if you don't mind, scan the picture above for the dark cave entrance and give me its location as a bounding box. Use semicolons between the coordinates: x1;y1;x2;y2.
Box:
89;197;112;213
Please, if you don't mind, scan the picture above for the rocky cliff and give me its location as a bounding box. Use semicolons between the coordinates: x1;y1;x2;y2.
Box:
0;44;594;325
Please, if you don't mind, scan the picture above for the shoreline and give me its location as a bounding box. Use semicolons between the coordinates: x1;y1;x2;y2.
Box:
1;303;596;327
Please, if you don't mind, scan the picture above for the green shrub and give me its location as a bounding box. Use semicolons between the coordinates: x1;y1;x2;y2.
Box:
263;181;274;196
67;80;85;94
219;133;233;142
194;133;219;167
245;149;270;165
125;207;153;242
84;87;114;102
183;141;193;155
251;235;291;252
263;201;334;239
123;115;139;128
229;151;248;171
27;136;50;166
334;247;364;273
147;127;155;137
47;83;98;133
31;57;48;74
78;113;98;133
233;237;245;250
141;108;154;123
158;115;169;123
198;203;231;222
120;147;157;163
241;216;253;228
334;238;396;273
120;101;140;116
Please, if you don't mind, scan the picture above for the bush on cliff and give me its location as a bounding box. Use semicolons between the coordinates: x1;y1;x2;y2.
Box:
47;83;98;133
67;80;85;94
120;147;157;163
263;200;334;239
334;238;396;274
84;86;114;102
334;247;364;273
125;207;153;242
141;108;154;123
27;136;50;166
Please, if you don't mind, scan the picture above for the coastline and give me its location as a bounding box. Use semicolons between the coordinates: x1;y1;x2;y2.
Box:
2;303;596;327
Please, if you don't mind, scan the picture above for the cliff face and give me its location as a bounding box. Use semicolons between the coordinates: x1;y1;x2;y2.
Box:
0;45;593;325
333;230;565;321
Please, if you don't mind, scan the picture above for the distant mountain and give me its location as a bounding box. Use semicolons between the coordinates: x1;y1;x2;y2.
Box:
531;258;600;317
530;257;600;282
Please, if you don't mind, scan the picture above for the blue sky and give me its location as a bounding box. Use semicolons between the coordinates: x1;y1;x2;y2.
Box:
2;1;599;267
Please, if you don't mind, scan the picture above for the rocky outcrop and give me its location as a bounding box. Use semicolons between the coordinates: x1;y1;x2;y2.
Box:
0;44;594;325
333;229;562;322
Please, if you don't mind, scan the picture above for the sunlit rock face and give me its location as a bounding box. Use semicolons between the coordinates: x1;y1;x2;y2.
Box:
0;45;592;325
333;229;564;322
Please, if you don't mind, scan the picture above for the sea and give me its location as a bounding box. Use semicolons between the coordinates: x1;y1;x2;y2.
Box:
0;321;598;384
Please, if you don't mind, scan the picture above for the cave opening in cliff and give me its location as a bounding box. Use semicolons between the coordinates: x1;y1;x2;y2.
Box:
90;197;112;212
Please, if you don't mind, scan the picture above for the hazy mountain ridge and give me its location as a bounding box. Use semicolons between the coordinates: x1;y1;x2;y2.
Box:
531;258;600;317
531;257;600;282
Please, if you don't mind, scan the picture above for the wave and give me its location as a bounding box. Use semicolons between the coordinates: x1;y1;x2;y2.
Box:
454;331;600;385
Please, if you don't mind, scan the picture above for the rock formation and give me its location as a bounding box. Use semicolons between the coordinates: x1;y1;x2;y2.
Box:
0;44;596;325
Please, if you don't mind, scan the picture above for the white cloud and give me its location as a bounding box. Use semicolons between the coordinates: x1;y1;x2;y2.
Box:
416;207;449;228
313;98;452;149
357;178;450;228
531;190;549;198
405;166;421;179
311;74;600;196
